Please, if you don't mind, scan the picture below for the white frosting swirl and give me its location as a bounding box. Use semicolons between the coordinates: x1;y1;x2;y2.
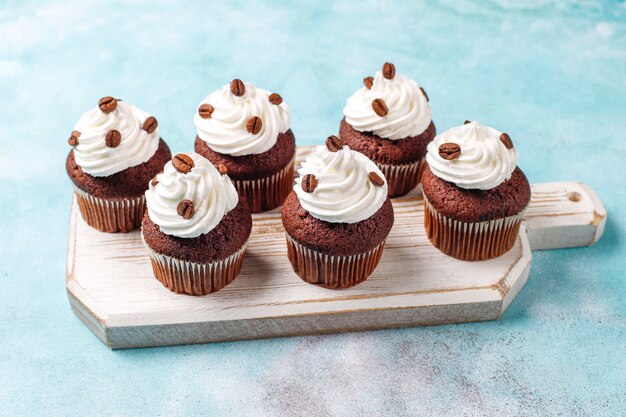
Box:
426;122;518;190
294;146;387;223
194;81;290;156
343;70;431;140
145;153;239;238
73;101;160;177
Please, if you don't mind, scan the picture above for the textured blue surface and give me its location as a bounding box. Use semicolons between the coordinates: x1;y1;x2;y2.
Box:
0;1;625;415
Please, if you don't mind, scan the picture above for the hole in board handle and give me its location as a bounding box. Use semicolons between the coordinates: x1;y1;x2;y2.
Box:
567;191;582;202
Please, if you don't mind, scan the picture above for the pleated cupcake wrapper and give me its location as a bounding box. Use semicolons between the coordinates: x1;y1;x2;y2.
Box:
231;156;295;213
423;195;527;261
73;185;145;233
285;233;386;289
376;158;426;198
142;235;249;296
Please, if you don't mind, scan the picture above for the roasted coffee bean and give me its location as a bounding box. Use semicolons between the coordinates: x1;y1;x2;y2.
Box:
247;116;262;134
198;103;214;119
230;79;245;96
382;62;396;80
268;93;283;105
98;96;118;113
325;135;344;152
368;171;385;187
177;199;195;219
172;154;194;174
500;133;514;149
438;142;461;160
372;98;388;117
301;174;318;193
105;129;121;148
142;116;158;134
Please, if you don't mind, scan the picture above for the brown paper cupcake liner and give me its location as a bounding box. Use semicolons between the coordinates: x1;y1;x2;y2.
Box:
285;233;386;289
376;158;426;198
142;236;249;296
231;156;295;213
73;185;145;233
423;196;526;261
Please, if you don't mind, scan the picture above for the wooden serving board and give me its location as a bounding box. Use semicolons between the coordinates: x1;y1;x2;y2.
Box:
66;147;607;349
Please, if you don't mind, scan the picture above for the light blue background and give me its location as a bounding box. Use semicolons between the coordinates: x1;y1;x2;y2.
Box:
0;1;624;416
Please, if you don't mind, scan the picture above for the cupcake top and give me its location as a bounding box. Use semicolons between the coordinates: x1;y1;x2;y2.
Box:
343;62;431;140
294;137;388;224
193;79;290;156
145;153;238;238
425;121;518;190
69;97;160;177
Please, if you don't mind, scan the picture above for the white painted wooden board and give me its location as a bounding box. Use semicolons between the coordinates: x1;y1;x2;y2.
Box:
66;147;607;349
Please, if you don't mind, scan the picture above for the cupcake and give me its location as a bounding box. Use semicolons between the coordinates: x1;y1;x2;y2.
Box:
194;79;295;212
341;62;436;197
422;121;531;261
66;97;171;232
142;152;252;296
281;136;394;289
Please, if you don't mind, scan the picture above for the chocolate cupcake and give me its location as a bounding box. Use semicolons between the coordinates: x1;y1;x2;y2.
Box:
341;62;436;197
422;121;531;261
66;97;171;232
142;152;251;295
281;138;394;289
193;80;295;212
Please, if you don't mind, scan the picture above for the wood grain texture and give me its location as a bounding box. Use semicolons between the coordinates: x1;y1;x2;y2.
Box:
66;146;606;349
524;181;607;249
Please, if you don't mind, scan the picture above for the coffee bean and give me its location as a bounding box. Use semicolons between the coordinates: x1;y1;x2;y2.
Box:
372;98;388;117
172;154;194;174
143;116;158;134
363;76;374;89
325;135;344;152
500;133;514;149
301;174;318;193
420;87;429;102
382;62;396;80
68;130;80;147
151;171;163;187
438;142;461;160
177;199;195;219
369;171;385;187
230;79;245;96
105;129;121;148
98;96;118;113
247;116;262;134
268;93;283;105
464;120;471;125
198;103;214;119
217;163;228;175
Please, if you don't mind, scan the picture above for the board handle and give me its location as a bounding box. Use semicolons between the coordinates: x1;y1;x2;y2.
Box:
523;182;606;250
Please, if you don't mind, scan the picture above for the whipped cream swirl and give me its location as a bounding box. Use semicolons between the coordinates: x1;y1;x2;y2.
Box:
426;122;518;190
343;70;431;140
146;153;239;238
194;81;290;156
73;101;160;177
294;146;387;223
